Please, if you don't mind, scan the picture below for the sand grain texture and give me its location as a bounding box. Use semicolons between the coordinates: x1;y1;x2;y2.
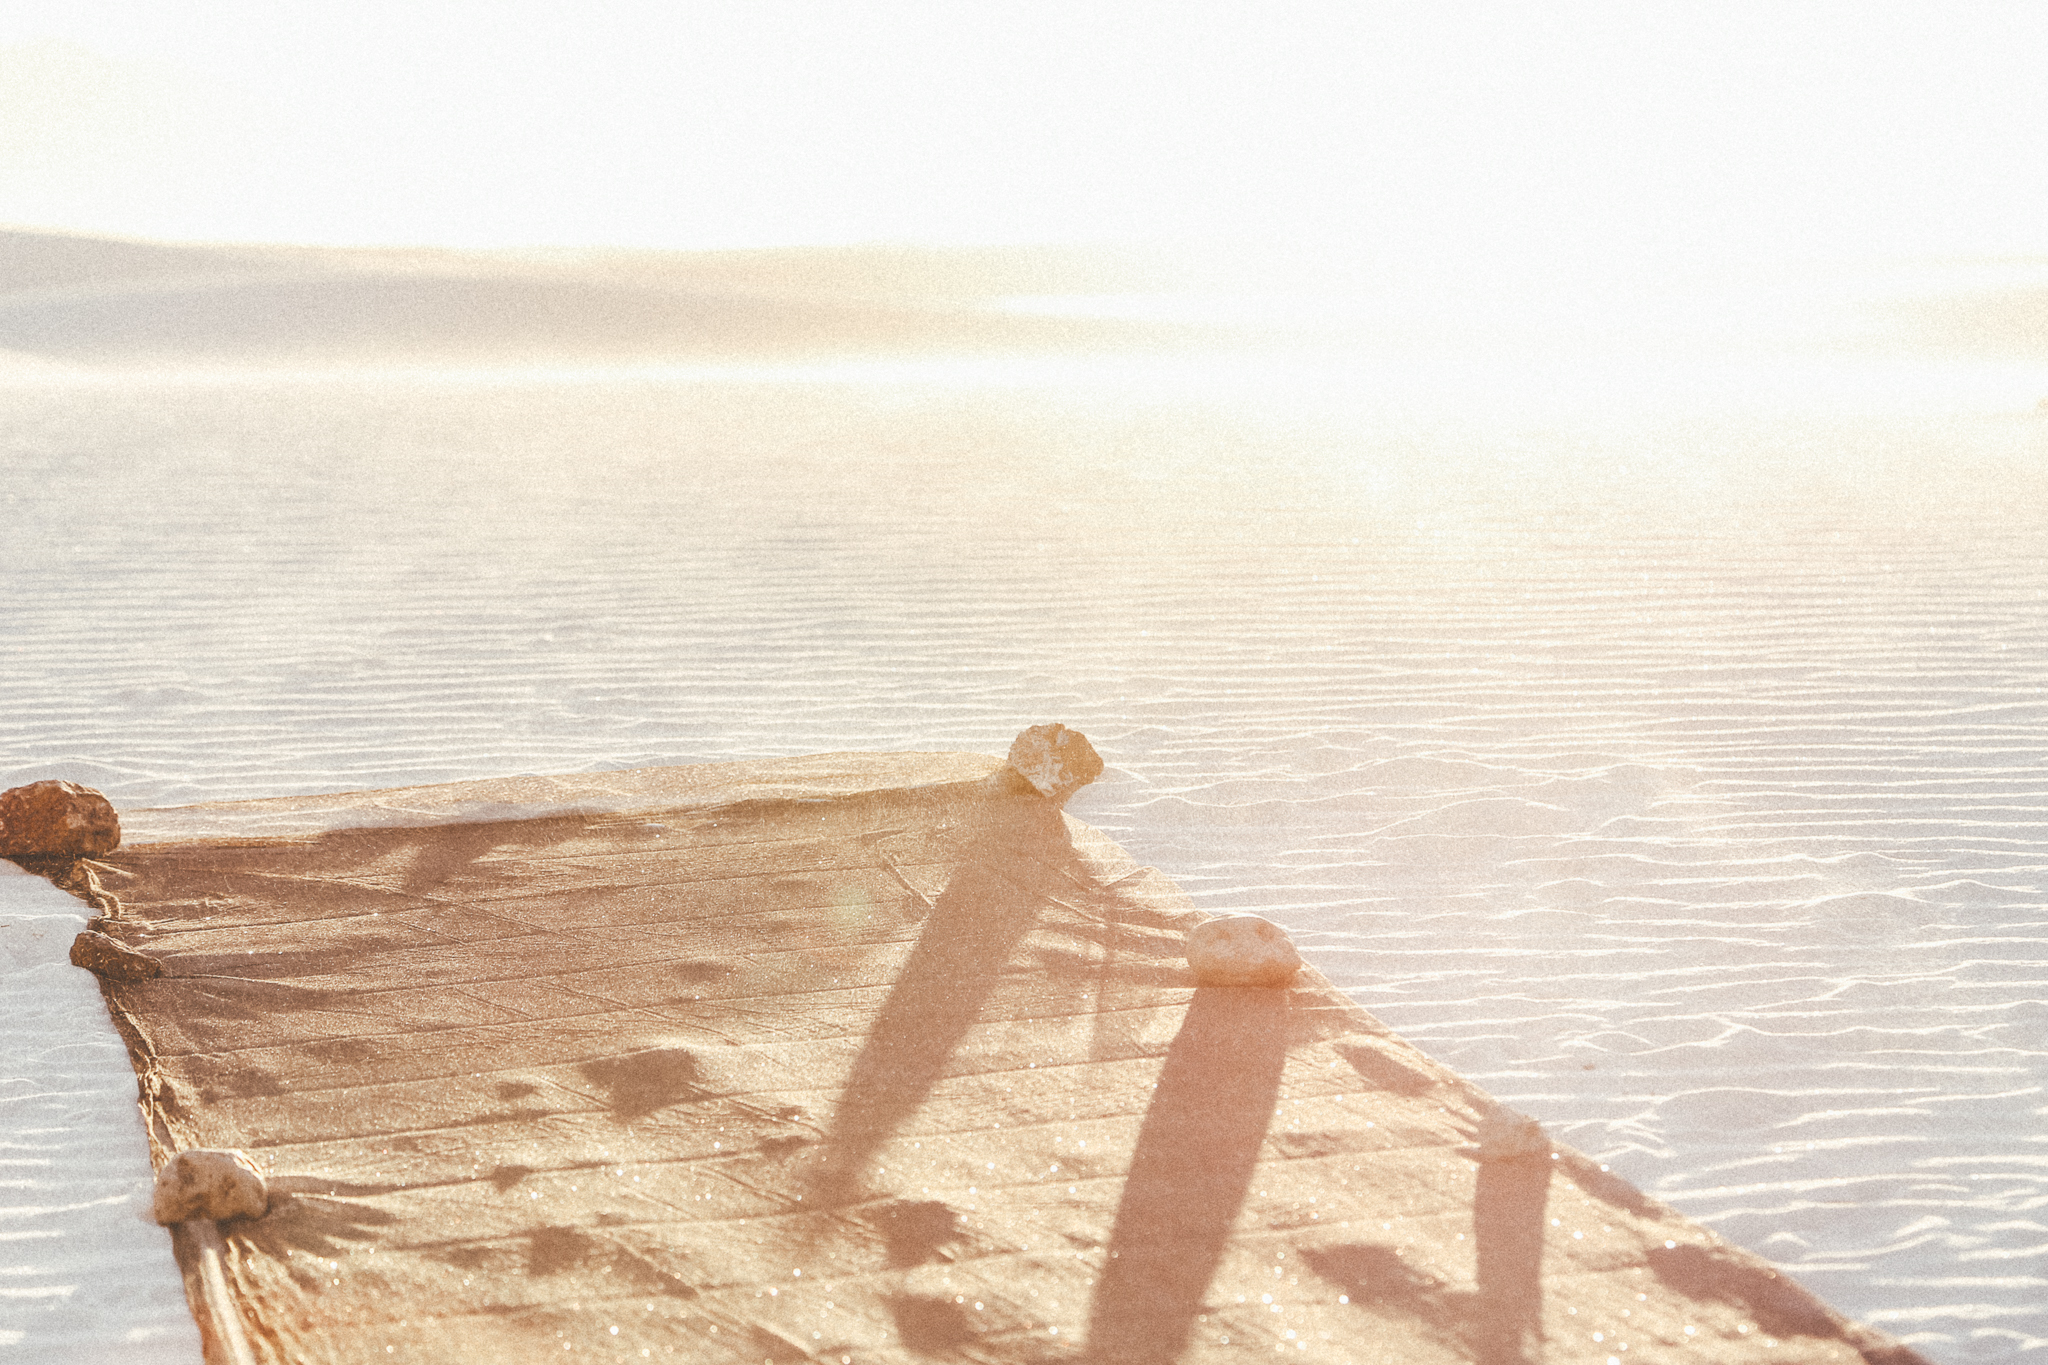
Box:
91;756;1923;1364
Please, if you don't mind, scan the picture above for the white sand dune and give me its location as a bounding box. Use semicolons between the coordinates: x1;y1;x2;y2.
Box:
0;230;1210;366
0;350;83;378
15;227;2044;377
0;230;276;294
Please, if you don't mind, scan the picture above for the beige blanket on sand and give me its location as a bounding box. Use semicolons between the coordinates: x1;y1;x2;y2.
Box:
73;752;1921;1364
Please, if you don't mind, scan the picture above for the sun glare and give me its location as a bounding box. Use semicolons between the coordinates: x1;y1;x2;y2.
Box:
3;1;2047;275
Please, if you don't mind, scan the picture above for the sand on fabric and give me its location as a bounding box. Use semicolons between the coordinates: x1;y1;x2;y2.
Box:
86;753;1923;1364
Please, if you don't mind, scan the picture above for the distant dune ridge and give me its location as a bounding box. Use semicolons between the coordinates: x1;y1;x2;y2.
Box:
7;227;2048;370
0;229;1217;366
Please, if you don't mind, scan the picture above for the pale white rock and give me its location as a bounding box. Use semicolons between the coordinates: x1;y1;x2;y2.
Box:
152;1148;269;1225
1004;723;1105;805
1474;1105;1551;1162
1186;914;1301;987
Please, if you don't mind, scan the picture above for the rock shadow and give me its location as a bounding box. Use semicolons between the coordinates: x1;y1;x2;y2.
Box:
1298;1156;1551;1365
235;1178;400;1266
383;818;542;897
578;1045;706;1120
887;1294;975;1355
485;1163;537;1192
1472;1156;1550;1365
1300;1243;1460;1328
424;1223;695;1297
1334;1037;1434;1096
1646;1241;1841;1342
1085;987;1287;1364
809;794;1072;1203
867;1199;967;1268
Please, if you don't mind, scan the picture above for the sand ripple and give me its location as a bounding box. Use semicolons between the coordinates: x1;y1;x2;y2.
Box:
0;867;198;1363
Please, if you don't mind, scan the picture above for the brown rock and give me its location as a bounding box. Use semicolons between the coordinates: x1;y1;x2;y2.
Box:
1004;723;1105;805
0;780;120;858
69;930;162;981
152;1149;269;1225
1186;913;1302;986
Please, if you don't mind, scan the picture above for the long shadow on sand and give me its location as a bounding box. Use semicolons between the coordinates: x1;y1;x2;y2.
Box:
808;790;1076;1203
1085;986;1287;1364
1300;1157;1550;1365
1471;1156;1550;1364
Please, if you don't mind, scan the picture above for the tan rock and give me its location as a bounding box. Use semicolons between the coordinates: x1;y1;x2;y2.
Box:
69;929;161;981
1004;723;1104;805
1186;913;1302;986
0;780;120;858
152;1149;268;1225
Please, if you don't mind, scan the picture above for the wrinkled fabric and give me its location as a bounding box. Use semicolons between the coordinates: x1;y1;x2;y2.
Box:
94;756;1920;1363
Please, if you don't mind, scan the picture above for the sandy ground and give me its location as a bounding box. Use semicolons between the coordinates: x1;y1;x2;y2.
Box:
62;754;1925;1364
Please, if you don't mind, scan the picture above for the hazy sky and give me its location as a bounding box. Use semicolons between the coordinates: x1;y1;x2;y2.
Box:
3;1;2046;275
